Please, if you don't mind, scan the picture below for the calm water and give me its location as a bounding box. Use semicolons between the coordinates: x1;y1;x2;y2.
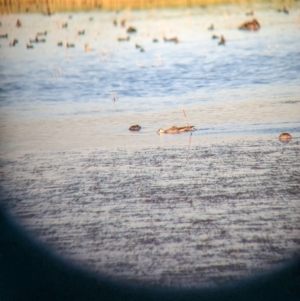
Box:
0;2;300;287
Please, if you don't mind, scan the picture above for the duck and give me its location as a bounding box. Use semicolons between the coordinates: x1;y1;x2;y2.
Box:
218;35;226;45
16;19;21;27
26;44;34;49
157;125;196;134
78;30;85;35
208;24;214;30
279;133;292;142
127;26;137;33
0;33;8;38
278;6;289;14
30;37;46;43
120;19;126;27
129;125;141;131
57;41;63;46
66;43;75;48
36;31;47;36
9;38;18;46
62;22;68;28
238;19;260;31
118;36;130;42
163;36;179;43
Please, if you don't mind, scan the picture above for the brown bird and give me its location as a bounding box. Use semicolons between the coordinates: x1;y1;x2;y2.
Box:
129;125;141;131
157;126;196;134
239;19;260;31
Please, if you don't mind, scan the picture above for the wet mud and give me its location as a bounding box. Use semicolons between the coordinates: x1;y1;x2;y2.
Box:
1;136;299;287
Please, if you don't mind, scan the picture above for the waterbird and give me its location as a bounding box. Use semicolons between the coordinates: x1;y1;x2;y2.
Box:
78;30;85;35
212;34;219;39
218;35;226;45
163;36;179;43
239;19;260;31
16;19;21;27
118;36;130;41
66;43;75;48
57;41;63;46
157;126;196;134
246;10;254;16
26;44;34;49
278;6;289;14
127;26;137;33
208;24;214;30
37;31;47;36
120;19;126;27
129;125;141;131
62;22;68;28
279;133;292;142
9;38;18;46
0;33;8;38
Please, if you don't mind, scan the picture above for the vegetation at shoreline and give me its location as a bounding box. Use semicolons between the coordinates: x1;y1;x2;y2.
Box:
0;0;295;14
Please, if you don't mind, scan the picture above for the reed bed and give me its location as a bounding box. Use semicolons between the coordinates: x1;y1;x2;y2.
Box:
0;0;286;13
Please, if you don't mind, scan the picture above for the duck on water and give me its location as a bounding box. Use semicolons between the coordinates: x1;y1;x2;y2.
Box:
157;125;196;134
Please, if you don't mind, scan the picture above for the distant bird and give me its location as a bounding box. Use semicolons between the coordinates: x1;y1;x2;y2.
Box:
127;26;137;33
208;24;214;30
16;19;21;27
157;126;196;134
246;10;254;16
111;91;118;102
113;19;117;26
278;6;289;14
212;34;219;39
30;37;45;43
66;43;75;48
26;44;34;49
129;125;141;131
78;30;85;35
36;31;47;36
135;43;142;49
163;36;179;43
57;41;63;46
218;35;226;45
9;39;18;46
62;22;68;28
118;36;130;41
120;19;126;27
0;33;8;38
238;19;260;31
152;38;158;43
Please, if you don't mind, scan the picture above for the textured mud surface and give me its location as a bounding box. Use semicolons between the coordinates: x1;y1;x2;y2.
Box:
1;136;299;287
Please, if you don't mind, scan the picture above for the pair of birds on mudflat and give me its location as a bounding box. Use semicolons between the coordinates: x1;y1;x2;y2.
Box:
129;125;196;134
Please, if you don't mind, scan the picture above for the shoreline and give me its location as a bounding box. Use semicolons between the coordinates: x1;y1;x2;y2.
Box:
0;0;289;14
